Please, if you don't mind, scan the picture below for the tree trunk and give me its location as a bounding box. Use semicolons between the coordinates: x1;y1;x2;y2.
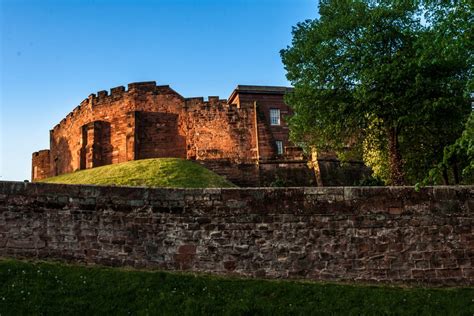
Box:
442;166;449;185
387;126;405;185
453;161;460;184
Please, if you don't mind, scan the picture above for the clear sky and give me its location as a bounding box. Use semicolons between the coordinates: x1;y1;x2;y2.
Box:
0;0;318;181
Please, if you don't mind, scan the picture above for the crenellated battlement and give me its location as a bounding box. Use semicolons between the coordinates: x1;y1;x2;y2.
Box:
110;86;126;95
32;82;317;187
51;82;174;132
97;90;108;98
183;96;249;113
32;149;50;157
185;97;205;103
43;82;261;175
31;149;51;180
47;82;263;137
185;98;229;111
127;81;156;92
54;82;192;131
53;82;254;134
47;82;256;163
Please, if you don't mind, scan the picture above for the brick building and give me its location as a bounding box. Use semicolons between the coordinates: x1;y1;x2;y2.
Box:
32;81;367;186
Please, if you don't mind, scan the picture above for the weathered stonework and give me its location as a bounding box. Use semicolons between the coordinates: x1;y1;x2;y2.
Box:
31;150;51;181
31;82;369;186
1;181;472;285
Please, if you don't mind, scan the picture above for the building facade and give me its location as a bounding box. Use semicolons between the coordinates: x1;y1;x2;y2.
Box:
32;81;367;186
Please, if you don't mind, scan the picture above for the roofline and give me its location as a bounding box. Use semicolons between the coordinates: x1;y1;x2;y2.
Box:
228;85;293;104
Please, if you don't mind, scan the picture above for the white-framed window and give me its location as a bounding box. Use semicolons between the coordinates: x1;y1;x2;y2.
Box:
275;140;283;155
270;108;280;125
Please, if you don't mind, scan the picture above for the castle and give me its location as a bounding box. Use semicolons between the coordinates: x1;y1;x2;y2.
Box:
32;81;366;186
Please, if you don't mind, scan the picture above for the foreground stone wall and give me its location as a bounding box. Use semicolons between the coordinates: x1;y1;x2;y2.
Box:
0;181;472;285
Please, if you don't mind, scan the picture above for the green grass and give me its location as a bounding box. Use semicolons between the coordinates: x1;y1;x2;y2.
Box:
38;158;236;188
0;259;472;315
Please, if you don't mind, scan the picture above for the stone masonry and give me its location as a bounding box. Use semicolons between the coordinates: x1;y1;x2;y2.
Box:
1;181;472;285
31;82;368;186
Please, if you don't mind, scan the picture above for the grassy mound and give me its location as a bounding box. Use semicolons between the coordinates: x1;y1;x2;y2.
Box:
38;158;236;188
0;259;472;315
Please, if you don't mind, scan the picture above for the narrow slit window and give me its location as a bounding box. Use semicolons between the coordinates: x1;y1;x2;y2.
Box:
275;141;283;155
270;108;280;125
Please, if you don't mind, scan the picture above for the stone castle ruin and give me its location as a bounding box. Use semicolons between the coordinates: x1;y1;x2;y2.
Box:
32;81;367;186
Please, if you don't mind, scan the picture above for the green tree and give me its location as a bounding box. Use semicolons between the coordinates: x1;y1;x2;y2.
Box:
420;0;474;184
281;0;472;185
426;112;474;184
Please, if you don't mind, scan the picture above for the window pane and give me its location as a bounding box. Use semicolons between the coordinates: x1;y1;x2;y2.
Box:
270;109;280;125
275;141;283;155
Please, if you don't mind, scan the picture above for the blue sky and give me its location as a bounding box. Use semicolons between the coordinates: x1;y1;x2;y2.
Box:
0;0;318;181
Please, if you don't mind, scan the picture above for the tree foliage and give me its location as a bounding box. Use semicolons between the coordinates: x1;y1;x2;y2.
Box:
281;0;472;185
426;112;474;184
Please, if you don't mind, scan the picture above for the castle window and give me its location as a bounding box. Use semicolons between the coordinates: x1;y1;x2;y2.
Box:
275;140;283;155
270;108;280;125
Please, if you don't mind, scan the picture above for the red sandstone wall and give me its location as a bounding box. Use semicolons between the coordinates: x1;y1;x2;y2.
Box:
31;82;372;187
47;82;186;177
1;181;472;285
31;150;51;181
238;93;292;160
135;111;186;159
36;82;261;180
185;98;257;163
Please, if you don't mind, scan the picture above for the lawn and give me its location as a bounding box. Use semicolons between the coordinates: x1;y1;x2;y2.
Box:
0;259;472;315
38;158;236;188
